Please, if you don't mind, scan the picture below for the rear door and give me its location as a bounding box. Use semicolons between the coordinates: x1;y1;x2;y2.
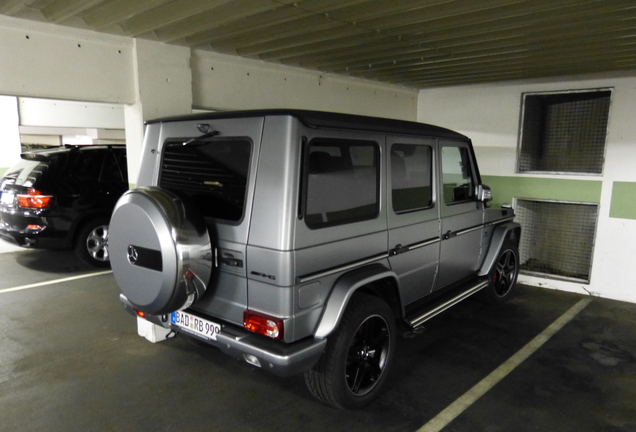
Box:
386;136;440;305
435;141;484;290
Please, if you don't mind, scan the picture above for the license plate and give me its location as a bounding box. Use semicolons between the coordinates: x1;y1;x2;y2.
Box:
1;191;14;206
170;311;221;341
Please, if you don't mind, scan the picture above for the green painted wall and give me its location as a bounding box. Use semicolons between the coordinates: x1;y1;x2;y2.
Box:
482;175;603;208
610;182;636;220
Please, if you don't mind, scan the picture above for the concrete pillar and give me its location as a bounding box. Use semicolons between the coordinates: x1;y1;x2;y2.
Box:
124;39;193;187
0;95;21;176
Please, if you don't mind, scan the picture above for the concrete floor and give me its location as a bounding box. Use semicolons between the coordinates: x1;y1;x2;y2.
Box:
1;249;635;432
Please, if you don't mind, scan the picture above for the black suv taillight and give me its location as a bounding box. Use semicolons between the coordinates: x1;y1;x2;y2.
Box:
17;188;53;209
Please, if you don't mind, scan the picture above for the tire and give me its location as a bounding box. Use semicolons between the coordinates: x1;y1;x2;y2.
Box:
478;240;519;305
74;217;111;267
304;293;396;409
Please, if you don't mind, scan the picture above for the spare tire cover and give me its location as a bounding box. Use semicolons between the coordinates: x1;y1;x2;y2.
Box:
109;187;212;315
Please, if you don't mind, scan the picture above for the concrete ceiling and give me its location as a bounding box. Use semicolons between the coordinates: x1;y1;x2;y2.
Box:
2;0;635;89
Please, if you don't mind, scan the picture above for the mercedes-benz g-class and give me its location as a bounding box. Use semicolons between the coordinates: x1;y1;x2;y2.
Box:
109;110;520;409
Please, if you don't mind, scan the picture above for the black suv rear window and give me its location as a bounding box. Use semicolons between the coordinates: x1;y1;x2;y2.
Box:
159;138;252;222
304;139;379;228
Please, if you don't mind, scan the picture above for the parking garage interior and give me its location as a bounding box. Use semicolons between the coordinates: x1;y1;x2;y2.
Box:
1;1;636;431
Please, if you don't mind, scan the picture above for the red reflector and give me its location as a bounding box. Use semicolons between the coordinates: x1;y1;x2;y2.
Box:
17;188;53;209
26;224;45;230
135;310;146;318
244;310;284;340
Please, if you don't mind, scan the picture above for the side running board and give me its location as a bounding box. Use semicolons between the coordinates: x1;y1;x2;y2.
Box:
406;278;490;328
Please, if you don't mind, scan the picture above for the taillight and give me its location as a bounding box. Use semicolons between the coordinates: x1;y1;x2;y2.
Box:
17;188;53;209
244;310;284;340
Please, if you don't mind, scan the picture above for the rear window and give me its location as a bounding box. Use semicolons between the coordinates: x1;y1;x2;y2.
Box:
159;138;252;222
2;158;50;188
303;139;379;229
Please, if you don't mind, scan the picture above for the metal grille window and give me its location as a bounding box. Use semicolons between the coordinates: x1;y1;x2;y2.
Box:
515;199;598;283
518;90;611;174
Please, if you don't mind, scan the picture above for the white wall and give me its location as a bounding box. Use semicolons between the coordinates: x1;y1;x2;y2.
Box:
418;72;636;303
192;50;418;120
0;15;135;104
0;96;21;170
135;39;193;121
18;97;125;128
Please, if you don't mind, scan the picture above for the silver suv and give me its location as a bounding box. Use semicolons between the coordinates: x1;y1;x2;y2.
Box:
109;110;520;409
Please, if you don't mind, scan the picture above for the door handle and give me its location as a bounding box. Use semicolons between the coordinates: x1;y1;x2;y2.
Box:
443;230;455;240
390;244;410;256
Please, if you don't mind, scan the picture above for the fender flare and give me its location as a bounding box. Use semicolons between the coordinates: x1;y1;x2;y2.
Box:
478;222;521;277
313;263;399;339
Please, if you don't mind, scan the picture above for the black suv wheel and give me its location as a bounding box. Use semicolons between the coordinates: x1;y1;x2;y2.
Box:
304;293;396;409
74;217;111;267
478;239;519;305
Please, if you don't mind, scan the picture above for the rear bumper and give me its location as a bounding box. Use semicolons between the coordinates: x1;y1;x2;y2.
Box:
120;294;326;377
0;227;69;249
0;211;70;249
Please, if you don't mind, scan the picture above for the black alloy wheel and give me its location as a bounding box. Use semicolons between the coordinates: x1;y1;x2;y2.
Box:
477;241;520;305
304;293;396;409
346;314;391;396
492;248;518;298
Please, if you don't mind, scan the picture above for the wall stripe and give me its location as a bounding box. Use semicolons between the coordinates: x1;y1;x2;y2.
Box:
610;182;636;220
482;175;603;208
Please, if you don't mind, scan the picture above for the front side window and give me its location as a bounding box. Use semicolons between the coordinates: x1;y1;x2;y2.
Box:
159;138;252;222
391;144;433;213
441;146;475;204
304;139;379;228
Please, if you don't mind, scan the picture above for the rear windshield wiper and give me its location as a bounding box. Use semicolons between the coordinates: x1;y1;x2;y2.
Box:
181;130;220;146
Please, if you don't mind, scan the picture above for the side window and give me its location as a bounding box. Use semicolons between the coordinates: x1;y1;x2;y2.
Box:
304;139;379;228
72;152;104;183
441;146;475;204
391;144;433;213
99;152;126;183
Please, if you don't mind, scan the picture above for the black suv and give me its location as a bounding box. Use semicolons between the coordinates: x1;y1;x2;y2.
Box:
0;145;128;267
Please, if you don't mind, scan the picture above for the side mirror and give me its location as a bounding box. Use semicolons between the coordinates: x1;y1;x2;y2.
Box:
477;184;492;203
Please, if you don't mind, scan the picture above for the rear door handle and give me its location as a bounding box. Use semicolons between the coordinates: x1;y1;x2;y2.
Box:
390;244;410;256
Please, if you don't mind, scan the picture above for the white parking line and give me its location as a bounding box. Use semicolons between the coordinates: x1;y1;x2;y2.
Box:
417;297;593;432
0;270;113;294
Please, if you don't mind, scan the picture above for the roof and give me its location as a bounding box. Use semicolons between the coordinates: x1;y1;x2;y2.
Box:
148;109;468;140
3;1;635;88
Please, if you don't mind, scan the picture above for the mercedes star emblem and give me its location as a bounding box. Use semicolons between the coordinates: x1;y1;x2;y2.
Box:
127;245;139;265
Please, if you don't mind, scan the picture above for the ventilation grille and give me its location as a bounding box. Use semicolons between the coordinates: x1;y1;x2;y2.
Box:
518;90;611;174
515;199;598;283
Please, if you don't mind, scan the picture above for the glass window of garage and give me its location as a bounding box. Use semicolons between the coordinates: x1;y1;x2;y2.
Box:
391;144;433;213
304;139;379;228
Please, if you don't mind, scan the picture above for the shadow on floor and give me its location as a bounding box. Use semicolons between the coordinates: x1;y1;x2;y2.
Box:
13;249;98;273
